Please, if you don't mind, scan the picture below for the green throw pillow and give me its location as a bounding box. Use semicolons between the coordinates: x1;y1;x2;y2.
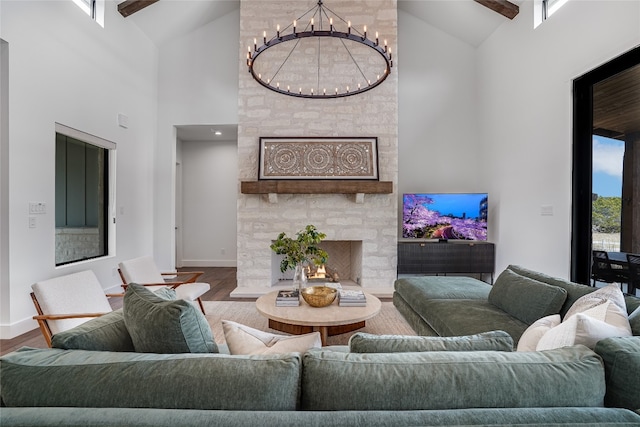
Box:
489;269;567;325
123;283;217;354
51;309;134;352
349;331;514;353
51;287;178;352
153;286;178;300
629;306;640;336
594;336;640;410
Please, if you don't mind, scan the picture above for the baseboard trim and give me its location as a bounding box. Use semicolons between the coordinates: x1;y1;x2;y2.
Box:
0;317;38;340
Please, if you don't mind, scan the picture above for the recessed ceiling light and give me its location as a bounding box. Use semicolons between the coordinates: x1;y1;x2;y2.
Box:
212;130;222;136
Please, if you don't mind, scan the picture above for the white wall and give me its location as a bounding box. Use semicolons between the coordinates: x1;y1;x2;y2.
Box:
0;1;158;338
397;10;483;234
180;139;237;267
154;8;240;271
478;0;640;278
398;10;482;193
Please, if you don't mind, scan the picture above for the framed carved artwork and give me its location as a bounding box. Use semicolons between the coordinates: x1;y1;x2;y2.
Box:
258;137;379;180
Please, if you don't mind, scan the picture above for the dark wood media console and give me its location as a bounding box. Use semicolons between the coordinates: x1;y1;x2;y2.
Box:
397;240;496;283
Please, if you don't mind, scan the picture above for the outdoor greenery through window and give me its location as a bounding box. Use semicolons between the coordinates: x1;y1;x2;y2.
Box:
55;125;113;265
591;135;624;252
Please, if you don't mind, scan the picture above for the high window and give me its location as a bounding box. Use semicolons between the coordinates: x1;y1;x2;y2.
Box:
55;124;114;266
72;0;105;27
535;0;569;27
542;0;569;20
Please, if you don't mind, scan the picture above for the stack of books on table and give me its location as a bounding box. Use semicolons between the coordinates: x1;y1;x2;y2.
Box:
338;289;366;307
275;289;300;307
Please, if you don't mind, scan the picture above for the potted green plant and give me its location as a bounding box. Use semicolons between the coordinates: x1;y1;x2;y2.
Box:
270;225;329;289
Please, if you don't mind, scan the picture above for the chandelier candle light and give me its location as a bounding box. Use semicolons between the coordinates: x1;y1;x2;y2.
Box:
247;0;393;99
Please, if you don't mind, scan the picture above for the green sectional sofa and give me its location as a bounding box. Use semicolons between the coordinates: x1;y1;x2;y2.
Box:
393;264;640;417
2;265;639;426
394;264;640;345
2;344;640;426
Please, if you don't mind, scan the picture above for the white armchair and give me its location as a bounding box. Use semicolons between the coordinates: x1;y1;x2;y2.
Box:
31;270;116;347
118;256;209;314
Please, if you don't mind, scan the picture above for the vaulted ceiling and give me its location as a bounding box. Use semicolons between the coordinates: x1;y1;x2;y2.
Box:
119;0;521;48
117;0;640;141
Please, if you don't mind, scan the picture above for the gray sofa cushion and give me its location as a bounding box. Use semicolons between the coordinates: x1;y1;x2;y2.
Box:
0;347;301;410
349;331;514;353
123;283;217;354
418;299;530;345
594;336;640;410
395;276;492;301
51;309;134;352
392;293;440;336
488;269;568;325
393;277;494;337
301;345;605;411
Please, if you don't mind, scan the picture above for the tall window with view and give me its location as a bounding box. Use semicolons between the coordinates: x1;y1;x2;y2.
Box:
591;135;624;252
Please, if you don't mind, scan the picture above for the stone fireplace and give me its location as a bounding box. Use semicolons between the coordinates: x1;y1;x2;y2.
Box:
232;0;398;298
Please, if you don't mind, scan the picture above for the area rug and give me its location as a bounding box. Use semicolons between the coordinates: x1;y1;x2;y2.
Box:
204;301;416;346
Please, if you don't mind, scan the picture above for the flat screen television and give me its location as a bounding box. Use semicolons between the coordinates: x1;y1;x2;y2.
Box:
402;193;488;241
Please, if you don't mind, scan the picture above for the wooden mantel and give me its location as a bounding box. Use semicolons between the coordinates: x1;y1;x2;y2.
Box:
241;180;393;203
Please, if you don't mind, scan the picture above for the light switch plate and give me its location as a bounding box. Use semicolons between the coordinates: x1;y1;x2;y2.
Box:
540;205;554;216
29;202;46;214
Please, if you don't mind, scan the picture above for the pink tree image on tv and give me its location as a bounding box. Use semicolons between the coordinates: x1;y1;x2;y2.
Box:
402;193;488;240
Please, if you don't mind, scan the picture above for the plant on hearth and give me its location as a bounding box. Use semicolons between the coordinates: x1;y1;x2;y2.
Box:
270;224;329;273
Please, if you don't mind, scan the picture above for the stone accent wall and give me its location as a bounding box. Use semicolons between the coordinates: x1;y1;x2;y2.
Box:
55;228;101;264
237;0;398;292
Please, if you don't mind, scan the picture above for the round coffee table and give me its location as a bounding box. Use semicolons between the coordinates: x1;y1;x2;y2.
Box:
256;290;381;345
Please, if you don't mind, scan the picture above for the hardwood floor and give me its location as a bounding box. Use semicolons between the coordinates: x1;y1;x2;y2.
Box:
0;267;242;356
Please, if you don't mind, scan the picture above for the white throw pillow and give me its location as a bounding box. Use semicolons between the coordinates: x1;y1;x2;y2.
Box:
516;314;561;352
536;303;632;350
222;320;321;355
564;283;626;320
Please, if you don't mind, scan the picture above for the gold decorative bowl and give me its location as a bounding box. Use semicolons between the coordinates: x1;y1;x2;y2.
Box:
301;285;337;308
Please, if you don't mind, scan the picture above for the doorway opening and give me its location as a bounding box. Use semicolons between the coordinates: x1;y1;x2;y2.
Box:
174;124;238;269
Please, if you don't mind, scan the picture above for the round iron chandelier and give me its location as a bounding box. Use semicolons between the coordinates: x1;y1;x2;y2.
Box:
247;0;394;99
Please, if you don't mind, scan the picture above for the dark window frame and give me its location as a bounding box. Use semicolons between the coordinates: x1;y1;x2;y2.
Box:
571;45;640;284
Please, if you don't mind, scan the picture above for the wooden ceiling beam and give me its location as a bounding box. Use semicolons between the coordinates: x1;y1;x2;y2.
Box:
474;0;519;20
118;0;159;18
